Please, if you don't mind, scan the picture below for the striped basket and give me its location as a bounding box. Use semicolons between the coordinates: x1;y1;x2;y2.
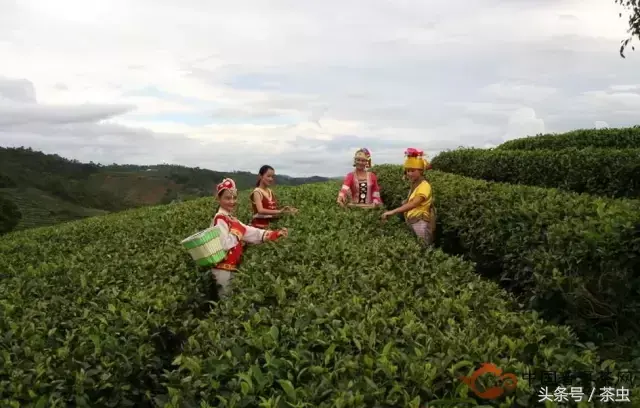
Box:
180;227;227;267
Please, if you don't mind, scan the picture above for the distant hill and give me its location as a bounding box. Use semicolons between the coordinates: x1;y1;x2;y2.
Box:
0;146;330;234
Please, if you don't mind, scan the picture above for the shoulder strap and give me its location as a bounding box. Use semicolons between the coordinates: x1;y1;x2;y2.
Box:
251;188;262;203
213;213;230;226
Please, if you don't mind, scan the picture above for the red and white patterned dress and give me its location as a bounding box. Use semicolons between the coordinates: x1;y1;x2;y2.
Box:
210;208;279;296
338;171;383;205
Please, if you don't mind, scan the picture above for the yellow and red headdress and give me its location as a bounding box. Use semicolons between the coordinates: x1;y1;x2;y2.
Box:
403;148;432;170
216;178;237;196
353;148;372;168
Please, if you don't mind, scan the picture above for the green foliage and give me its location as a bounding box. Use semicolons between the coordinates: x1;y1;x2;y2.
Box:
431;147;640;198
0;173;16;188
0;188;107;232
615;0;640;57
0;147;131;212
373;164;640;355
2;180;638;406
99;164;329;193
0;194;21;235
0;203;214;407
0;147;329;231
496;126;640;151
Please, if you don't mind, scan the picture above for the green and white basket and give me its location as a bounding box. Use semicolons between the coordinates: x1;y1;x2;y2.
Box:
181;227;227;267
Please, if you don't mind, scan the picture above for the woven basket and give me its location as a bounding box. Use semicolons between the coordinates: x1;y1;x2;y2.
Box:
181;227;227;267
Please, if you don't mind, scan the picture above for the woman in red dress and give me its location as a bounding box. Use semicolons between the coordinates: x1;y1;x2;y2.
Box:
250;165;298;229
337;148;383;207
210;178;288;297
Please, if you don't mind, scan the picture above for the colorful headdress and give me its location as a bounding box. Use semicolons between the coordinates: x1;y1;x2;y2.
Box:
353;148;372;167
403;148;431;170
216;178;237;195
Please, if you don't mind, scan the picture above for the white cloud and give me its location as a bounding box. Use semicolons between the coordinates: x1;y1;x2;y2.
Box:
0;0;639;176
504;108;546;141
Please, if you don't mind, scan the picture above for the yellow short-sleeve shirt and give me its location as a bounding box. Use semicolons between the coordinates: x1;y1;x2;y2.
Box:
405;180;433;222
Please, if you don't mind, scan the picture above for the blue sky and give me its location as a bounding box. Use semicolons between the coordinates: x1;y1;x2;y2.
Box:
0;0;639;177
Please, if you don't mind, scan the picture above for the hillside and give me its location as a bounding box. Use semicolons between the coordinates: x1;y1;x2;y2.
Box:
3;126;640;405
3;180;639;406
0;146;330;234
1;187;107;231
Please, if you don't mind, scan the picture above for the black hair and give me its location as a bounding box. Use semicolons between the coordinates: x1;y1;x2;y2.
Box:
256;165;275;187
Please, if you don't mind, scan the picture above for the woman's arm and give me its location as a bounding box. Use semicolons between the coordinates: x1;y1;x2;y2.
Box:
253;191;283;215
387;195;425;216
337;173;353;203
240;221;283;243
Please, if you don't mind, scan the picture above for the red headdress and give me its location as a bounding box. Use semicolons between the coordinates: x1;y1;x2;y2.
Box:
216;178;237;195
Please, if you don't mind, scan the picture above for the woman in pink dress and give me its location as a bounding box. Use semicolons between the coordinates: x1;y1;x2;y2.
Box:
336;148;383;207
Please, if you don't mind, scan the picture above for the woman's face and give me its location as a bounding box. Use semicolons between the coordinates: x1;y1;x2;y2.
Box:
218;189;237;212
355;156;368;170
405;168;422;182
261;169;275;186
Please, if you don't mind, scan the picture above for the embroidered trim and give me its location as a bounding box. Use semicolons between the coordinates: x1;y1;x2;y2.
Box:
358;180;367;204
253;187;274;201
215;263;238;271
229;228;244;239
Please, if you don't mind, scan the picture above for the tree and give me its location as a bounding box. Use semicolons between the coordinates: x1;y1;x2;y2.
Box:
0;195;21;235
616;0;640;57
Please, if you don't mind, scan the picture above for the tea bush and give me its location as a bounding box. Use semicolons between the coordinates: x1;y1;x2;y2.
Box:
162;184;623;407
497;127;640;151
0;205;215;407
374;165;640;354
1;180;638;407
430;147;640;198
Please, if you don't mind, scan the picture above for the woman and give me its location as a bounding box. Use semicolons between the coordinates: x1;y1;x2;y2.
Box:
381;148;436;246
251;165;298;229
211;178;288;297
336;148;383;207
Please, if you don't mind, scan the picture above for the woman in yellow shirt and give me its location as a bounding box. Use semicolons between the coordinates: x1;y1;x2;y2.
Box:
381;148;436;245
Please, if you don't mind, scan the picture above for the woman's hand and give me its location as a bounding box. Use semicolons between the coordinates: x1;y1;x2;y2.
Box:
278;228;289;237
381;211;394;221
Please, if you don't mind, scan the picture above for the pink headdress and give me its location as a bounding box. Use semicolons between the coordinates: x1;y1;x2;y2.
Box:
216;178;237;195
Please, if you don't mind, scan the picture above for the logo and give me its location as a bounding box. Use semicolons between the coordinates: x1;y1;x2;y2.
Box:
459;363;518;399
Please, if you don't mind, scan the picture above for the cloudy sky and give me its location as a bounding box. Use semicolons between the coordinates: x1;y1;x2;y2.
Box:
0;0;639;177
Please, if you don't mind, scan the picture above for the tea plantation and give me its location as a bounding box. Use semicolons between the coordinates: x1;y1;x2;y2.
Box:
2;127;640;407
432;127;640;198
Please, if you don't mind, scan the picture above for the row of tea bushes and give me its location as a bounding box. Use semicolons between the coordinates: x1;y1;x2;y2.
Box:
373;164;640;354
161;183;632;407
430;147;640;198
0;203;220;407
496;126;640;151
2;180;638;406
